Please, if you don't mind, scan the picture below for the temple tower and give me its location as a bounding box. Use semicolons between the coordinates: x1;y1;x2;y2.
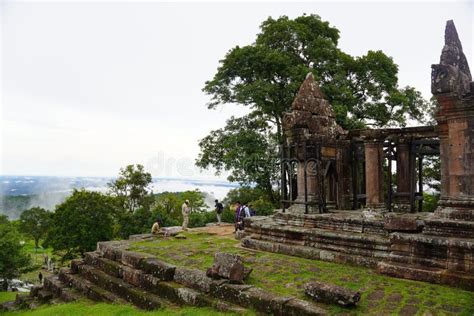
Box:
432;20;474;220
282;73;348;213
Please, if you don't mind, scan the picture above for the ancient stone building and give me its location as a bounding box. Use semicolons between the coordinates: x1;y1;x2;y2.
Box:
242;20;474;290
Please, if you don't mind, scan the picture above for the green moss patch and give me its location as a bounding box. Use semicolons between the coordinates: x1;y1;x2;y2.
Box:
129;232;474;315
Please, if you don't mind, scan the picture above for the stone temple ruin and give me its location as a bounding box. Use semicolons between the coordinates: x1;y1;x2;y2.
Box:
2;20;472;314
241;20;474;290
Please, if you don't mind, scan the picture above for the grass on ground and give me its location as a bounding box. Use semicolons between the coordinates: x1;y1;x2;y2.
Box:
2;299;245;316
128;231;474;316
0;291;18;304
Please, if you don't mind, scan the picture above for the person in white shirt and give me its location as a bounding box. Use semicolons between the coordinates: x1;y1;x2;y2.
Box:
182;200;191;230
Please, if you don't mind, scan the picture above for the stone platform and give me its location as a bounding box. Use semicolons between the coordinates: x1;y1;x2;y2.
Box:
24;237;326;315
241;210;474;290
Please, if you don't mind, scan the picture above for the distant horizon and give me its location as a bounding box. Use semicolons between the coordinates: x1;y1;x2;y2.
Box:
0;174;237;184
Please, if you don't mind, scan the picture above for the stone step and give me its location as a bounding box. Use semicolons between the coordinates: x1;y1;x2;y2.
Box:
84;252;124;278
43;274;81;302
242;236;381;268
76;262;176;310
423;218;474;238
84;251;250;313
246;224;390;250
90;245;327;315
377;261;474;291
59;268;127;304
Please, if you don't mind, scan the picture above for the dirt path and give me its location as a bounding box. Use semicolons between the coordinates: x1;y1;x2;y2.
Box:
192;223;235;236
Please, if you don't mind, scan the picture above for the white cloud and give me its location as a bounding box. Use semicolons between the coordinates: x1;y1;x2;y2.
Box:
1;1;472;177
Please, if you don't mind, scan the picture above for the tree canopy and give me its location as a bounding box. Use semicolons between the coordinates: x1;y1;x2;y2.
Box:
19;207;50;248
108;164;153;213
0;216;31;287
45;190;115;260
204;14;428;132
198;14;429;199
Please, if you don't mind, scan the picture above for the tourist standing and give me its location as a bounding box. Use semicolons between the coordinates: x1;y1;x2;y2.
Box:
215;199;224;225
182;200;191;230
234;201;242;232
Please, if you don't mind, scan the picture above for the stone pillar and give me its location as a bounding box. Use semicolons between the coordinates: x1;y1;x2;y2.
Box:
437;116;450;201
365;141;385;210
431;20;474;220
439;108;474;213
338;147;353;210
294;161;319;213
395;143;411;211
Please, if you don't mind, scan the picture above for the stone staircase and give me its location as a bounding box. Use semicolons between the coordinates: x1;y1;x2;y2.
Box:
242;212;474;291
31;238;328;315
242;214;392;268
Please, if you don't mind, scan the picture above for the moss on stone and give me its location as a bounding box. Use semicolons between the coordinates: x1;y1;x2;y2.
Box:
129;232;474;315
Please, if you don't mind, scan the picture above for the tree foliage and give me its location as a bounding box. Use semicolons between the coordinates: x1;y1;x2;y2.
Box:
0;216;31;287
198;14;429;193
108;164;153;213
203;14;428;132
45;190;115;260
196;115;279;202
19;207;50;248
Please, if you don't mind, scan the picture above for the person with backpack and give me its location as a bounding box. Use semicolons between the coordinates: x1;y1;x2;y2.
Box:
235;202;250;231
234;201;242;232
214;199;224;225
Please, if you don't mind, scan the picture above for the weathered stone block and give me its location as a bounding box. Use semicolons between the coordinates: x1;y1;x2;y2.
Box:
384;216;424;232
70;259;84;273
304;281;360;307
206;252;247;283
283;298;328;316
210;283;253;303
122;266;144;287
139;258;176;281
174;267;214;293
121;251;148;268
240;287;291;314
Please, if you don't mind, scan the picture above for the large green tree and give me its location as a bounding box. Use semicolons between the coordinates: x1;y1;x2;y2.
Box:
108;164;153;213
196;114;279;203
44;190;115;260
198;14;428;199
19;207;50;248
0;216;31;289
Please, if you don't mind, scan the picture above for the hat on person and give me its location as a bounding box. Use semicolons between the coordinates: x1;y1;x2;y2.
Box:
185;199;190;203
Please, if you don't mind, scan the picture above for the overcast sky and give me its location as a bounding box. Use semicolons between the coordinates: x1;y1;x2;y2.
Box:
1;0;472;179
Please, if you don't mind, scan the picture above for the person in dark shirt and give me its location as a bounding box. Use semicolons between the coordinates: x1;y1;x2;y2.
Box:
215;199;224;225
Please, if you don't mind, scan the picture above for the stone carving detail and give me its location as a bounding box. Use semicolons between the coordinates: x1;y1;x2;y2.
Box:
283;72;345;138
431;20;472;96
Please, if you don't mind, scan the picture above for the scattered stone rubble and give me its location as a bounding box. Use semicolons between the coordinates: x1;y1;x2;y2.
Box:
4;237;328;315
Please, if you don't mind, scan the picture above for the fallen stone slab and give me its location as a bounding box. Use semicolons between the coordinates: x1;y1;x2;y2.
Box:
206;252;249;284
162;226;183;236
304;281;360;307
